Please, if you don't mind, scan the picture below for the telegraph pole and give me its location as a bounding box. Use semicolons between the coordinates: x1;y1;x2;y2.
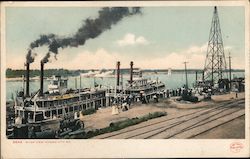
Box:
184;61;189;89
228;52;232;90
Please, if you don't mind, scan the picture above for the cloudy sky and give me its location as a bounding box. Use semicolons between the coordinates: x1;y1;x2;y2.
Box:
5;6;245;70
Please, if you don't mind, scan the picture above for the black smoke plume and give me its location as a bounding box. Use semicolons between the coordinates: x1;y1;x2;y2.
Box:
41;52;50;64
26;7;141;64
26;50;36;64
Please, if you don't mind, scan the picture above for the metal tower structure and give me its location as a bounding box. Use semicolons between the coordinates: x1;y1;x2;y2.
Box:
203;6;227;85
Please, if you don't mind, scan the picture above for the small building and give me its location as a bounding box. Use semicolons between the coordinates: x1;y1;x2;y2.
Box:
231;77;245;92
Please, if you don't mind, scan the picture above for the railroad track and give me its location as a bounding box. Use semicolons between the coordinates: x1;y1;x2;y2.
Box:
93;99;244;139
132;106;243;139
175;110;244;139
152;107;244;139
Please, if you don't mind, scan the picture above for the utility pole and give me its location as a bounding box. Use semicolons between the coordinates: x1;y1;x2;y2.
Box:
228;52;232;90
184;61;189;89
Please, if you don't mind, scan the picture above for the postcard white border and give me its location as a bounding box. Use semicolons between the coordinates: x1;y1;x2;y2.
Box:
1;1;249;158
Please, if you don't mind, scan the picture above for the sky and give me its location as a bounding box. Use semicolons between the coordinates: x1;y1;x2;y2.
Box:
5;6;245;70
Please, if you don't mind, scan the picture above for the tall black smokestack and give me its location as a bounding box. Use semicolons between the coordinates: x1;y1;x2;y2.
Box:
25;50;36;97
26;63;30;97
117;61;120;86
40;62;44;96
195;71;198;82
39;53;50;96
202;71;205;81
130;61;133;85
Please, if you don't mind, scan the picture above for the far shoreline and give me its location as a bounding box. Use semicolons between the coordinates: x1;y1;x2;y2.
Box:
5;69;245;81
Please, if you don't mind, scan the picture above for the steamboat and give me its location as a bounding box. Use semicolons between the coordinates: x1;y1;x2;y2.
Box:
106;61;166;105
9;62;106;138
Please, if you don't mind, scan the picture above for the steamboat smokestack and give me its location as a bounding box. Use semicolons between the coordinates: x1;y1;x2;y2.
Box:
202;71;205;81
116;61;120;86
195;71;198;82
25;63;30;97
40;62;44;96
130;61;133;85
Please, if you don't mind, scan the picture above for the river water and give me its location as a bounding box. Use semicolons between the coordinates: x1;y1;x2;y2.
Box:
6;72;244;101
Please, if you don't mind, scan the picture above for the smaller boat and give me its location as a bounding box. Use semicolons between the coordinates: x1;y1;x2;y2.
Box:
80;70;100;78
167;68;172;76
94;70;114;78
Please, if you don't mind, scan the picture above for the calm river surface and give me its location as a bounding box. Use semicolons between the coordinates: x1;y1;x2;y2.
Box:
6;72;244;101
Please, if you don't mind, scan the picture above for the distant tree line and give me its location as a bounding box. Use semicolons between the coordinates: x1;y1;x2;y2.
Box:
6;68;85;78
6;68;244;78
